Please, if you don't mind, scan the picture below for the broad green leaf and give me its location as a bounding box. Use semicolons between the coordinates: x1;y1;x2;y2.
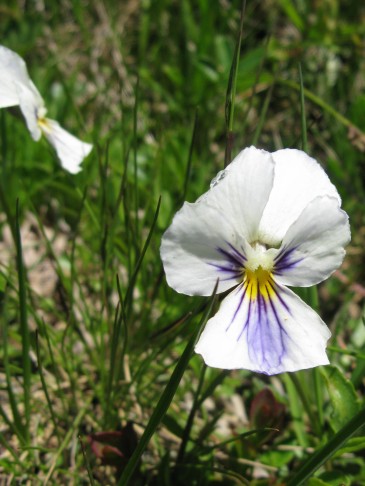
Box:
334;436;365;456
307;478;331;486
321;366;360;431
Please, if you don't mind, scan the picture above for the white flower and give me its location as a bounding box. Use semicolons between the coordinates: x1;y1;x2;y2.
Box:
0;45;92;174
161;147;350;375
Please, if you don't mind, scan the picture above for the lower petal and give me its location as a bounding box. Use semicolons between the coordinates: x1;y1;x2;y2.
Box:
41;118;93;173
195;281;331;375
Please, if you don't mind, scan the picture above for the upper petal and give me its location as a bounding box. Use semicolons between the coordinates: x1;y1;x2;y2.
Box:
40;118;93;173
160;146;275;297
161;200;246;296
0;45;44;116
204;146;275;243
273;195;350;287
195;279;330;374
258;149;340;246
0;45;32;108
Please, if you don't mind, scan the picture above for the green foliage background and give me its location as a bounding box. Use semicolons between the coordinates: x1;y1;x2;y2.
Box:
0;0;365;484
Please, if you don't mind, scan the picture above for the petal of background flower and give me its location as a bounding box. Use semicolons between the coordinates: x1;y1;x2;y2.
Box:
15;81;44;141
274;195;350;286
258;149;341;246
0;45;35;108
40;119;93;173
205;146;275;243
195;281;330;374
161;201;247;296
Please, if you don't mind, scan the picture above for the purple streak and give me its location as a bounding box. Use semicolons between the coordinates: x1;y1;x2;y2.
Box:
226;278;292;374
274;246;304;276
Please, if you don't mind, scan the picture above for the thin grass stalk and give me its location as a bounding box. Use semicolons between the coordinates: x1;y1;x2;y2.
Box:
251;84;274;146
299;67;324;434
287;407;365;485
181;109;198;204
78;435;96;486
15;199;31;443
241;35;270;140
35;331;61;443
133;75;140;249
299;63;308;153
43;398;92;485
289;373;321;436
115;275;128;385
197;370;229;408
104;302;124;428
118;282;219;486
0;430;25;469
224;0;246;167
0;403;26;446
278;78;364;134
176;363;207;464
2;302;26;443
125;196;161;319
36;317;67;414
283;374;307;447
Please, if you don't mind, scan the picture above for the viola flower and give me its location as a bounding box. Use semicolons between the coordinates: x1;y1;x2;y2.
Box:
0;45;92;174
161;147;350;375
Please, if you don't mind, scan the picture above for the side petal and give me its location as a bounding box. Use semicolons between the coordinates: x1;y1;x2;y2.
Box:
204;146;275;243
274;195;350;287
40;118;93;173
16;81;43;141
161;200;247;296
195;281;330;375
258;149;341;246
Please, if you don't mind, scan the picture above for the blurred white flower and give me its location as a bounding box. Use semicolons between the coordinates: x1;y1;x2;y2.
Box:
0;45;92;174
161;147;350;375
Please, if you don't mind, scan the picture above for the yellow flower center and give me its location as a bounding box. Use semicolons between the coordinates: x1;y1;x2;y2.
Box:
244;266;275;301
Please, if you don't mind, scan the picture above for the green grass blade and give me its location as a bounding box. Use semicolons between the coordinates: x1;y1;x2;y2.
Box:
286;407;365;486
176;363;207;464
79;435;96;486
283;373;308;447
125;196;161;317
15;199;31;443
117;282;219;485
35;331;61;443
2;300;26;444
298;63;308;153
43;398;92;485
133;75;140;247
252;84;273;146
224;0;246;167
104;301;124;428
181;109;198;204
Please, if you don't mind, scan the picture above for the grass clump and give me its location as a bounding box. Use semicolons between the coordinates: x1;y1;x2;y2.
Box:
1;1;365;484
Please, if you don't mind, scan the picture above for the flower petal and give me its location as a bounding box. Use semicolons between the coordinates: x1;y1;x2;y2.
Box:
40;118;93;173
0;45;44;140
160;147;275;296
161;200;247;296
16;81;43;141
258;149;340;246
274;195;350;287
204;146;275;243
195;280;330;374
0;45;36;108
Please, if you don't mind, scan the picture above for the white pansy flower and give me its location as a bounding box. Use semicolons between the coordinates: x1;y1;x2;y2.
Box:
161;146;350;375
0;45;92;174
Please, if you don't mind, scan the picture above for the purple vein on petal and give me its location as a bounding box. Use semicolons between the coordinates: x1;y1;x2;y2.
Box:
274;246;304;274
207;242;246;282
227;277;292;373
